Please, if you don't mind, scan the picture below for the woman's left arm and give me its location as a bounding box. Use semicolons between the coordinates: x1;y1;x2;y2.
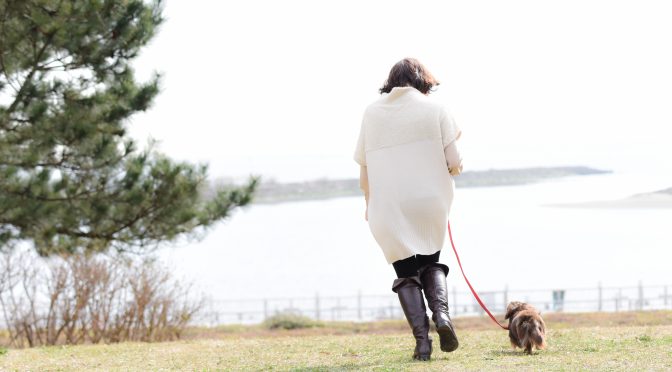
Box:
360;166;370;220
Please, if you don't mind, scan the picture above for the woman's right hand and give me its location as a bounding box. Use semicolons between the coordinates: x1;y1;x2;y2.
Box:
449;165;463;176
444;141;463;176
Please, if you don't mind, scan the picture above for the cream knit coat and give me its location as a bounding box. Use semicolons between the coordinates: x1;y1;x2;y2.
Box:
354;86;462;264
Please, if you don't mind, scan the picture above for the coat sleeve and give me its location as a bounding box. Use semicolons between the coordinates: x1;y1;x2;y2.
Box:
439;106;461;148
359;165;369;193
354;116;367;166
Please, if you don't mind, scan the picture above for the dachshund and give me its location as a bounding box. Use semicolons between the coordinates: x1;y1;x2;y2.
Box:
504;301;547;354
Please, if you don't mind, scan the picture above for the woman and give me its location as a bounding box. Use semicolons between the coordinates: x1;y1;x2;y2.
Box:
354;58;463;361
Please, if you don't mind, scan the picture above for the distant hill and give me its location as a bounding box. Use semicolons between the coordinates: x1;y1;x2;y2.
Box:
248;166;610;204
550;185;672;209
650;187;672;195
452;166;609;188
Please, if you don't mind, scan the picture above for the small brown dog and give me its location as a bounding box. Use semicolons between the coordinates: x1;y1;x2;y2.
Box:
504;301;547;354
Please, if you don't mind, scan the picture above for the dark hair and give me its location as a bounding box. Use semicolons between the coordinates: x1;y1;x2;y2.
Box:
379;58;439;95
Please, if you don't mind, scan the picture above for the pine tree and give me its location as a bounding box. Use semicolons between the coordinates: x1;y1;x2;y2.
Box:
0;0;257;255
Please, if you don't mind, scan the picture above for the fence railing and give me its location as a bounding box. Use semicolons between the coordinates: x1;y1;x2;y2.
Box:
193;282;672;325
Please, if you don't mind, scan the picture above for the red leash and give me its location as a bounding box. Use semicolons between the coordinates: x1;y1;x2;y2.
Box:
447;221;508;330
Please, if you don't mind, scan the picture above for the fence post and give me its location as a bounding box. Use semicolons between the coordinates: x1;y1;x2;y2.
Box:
357;290;362;320
552;290;565;312
616;288;621;312
452;286;458;317
638;281;644;310
598;282;602;312
665;286;669;307
336;297;341;320
504;285;509;312
263;299;268;320
315;292;320;320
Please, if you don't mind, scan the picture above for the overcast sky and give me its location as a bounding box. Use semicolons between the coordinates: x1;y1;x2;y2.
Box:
130;0;672;182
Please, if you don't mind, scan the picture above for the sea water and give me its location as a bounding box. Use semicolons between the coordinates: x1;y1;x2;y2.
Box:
158;171;672;304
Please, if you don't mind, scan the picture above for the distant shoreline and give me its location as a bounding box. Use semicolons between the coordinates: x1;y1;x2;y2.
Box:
245;166;611;205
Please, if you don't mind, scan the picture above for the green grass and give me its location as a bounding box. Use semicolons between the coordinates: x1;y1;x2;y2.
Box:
2;312;672;371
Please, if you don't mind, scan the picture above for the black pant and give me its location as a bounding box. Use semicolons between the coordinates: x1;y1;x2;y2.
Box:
392;250;440;278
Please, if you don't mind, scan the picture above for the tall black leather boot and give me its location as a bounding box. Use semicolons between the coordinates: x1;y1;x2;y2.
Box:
392;276;432;361
419;263;459;352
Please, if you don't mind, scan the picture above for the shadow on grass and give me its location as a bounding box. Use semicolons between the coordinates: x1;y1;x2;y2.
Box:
289;357;429;371
486;349;542;357
291;367;365;372
290;364;397;372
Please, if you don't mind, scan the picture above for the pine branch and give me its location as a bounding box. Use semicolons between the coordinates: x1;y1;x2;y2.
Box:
5;31;55;117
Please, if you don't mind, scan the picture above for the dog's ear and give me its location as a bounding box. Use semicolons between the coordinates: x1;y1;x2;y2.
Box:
505;301;523;320
537;314;546;332
504;308;514;320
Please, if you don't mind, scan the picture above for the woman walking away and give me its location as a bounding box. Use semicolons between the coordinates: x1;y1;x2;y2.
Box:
354;58;463;361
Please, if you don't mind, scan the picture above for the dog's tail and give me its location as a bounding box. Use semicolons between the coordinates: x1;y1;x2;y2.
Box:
520;320;546;352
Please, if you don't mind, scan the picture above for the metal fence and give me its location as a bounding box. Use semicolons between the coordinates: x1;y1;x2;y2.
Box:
194;282;672;326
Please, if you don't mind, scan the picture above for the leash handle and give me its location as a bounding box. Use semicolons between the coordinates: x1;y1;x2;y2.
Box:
447;221;509;330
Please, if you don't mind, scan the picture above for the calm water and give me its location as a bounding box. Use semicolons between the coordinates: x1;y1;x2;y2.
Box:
159;172;672;302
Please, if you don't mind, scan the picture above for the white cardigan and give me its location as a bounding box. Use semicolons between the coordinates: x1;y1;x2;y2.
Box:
354;86;462;263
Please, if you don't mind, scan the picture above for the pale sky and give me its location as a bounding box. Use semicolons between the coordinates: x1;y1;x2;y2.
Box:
131;0;672;182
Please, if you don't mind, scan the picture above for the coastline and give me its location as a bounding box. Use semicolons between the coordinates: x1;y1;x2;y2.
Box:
248;166;610;204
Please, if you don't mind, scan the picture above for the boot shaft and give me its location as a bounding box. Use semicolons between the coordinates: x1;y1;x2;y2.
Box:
419;263;450;317
418;263;459;352
392;276;432;359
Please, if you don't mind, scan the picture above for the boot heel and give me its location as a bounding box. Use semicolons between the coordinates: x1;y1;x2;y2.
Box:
414;353;431;361
413;338;432;361
419;263;460;353
437;324;459;352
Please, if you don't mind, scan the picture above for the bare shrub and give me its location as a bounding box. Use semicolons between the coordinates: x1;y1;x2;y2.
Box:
0;249;204;347
0;250;42;347
112;256;203;342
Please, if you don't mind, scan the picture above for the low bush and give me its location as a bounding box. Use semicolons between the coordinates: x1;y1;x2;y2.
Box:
263;311;321;330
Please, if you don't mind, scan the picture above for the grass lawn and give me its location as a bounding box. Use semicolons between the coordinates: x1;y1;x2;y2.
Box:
1;311;672;371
